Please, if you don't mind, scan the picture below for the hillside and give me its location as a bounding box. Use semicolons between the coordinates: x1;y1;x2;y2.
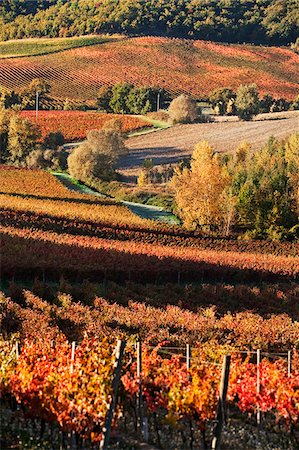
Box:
0;36;298;103
0;35;116;58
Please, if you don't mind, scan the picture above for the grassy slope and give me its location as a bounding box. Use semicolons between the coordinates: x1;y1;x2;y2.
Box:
0;35;120;58
0;36;297;100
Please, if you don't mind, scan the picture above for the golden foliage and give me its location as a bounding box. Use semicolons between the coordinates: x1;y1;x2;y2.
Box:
171;141;232;231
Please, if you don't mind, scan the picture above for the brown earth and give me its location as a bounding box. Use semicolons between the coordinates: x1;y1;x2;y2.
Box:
119;111;299;178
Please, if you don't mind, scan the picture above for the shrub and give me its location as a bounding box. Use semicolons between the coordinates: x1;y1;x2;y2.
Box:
290;95;299;110
44;147;68;171
63;99;74;111
168;94;200;124
271;98;291;112
8;113;41;166
26;147;68;171
209;88;236;115
26;149;47;169
146;111;169;122
43;131;65;149
102;117;122;134
67;128;126;182
259;94;275;113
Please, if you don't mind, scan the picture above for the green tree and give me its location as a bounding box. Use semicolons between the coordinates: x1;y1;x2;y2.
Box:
0;86;20;109
209;87;235;115
7;113;41;166
20;78;51;110
97;86;113;112
109;83;133;114
235;84;260;121
43;131;65;149
259;94;275;113
126;87;152;115
234;136;297;237
263;0;299;43
0;109;10;163
0;0;297;45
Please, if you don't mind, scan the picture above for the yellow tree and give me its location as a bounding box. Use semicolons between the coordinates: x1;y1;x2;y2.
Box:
285;132;299;214
0;109;10;162
8;113;41;166
171;141;233;233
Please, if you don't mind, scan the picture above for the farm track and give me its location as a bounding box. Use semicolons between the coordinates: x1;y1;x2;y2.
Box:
120;111;299;176
53;173;180;225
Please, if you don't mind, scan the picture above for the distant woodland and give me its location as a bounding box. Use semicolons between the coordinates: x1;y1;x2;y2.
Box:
0;0;298;45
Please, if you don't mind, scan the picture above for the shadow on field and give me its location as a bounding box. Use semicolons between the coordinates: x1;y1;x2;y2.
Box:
0;191;116;206
1;230;297;292
118;146;188;168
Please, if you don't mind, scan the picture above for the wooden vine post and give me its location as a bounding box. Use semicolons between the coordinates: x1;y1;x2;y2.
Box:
186;344;191;371
211;354;231;450
136;341;149;442
100;339;126;450
256;349;261;428
288;350;292;377
15;341;19;359
136;341;143;439
68;342;77;450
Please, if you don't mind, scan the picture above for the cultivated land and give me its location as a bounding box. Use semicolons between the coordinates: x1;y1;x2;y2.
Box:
120;111;299;176
1;161;299;449
0;35;116;58
1;23;299;447
0;35;298;102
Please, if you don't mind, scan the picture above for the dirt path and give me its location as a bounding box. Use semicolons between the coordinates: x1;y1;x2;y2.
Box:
53;173;180;225
120;111;298;177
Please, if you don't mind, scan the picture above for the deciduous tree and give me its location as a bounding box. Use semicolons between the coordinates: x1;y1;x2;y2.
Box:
171;141;232;231
235;84;260;121
7;113;41;166
67;128;126;182
168;94;200;124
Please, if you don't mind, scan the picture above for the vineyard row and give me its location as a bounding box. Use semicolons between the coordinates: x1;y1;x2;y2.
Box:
1;336;299;448
1;289;299;351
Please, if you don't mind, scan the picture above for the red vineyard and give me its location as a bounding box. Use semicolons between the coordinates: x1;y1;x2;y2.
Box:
19;110;152;141
1;37;298;102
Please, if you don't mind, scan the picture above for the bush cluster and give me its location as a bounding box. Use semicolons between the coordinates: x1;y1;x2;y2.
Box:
209;85;299;120
0;109;67;169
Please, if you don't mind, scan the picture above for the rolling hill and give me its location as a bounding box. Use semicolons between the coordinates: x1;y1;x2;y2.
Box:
0;36;298;104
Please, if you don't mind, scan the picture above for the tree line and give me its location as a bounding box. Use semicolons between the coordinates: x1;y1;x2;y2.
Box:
0;0;297;45
209;85;299;119
2;79;298;119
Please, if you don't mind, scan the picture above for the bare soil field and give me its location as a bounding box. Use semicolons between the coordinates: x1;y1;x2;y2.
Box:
120;111;298;178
